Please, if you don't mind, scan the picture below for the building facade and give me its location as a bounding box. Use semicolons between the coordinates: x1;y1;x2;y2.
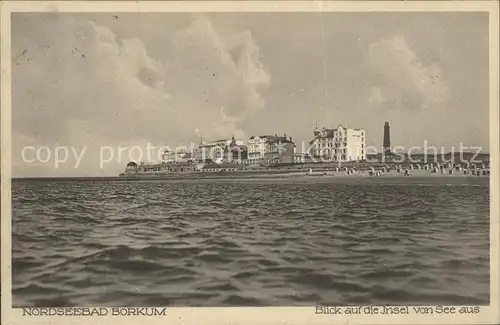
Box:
197;137;246;164
162;147;192;164
247;135;271;164
263;137;296;165
247;134;295;164
224;138;248;164
309;125;366;162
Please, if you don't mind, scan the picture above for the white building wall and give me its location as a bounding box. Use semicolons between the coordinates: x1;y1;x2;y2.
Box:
309;125;366;162
247;136;269;163
345;129;366;161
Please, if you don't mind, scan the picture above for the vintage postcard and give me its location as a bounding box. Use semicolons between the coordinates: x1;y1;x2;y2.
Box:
1;1;499;325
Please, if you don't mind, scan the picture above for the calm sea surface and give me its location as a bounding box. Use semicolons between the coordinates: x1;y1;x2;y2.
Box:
12;177;490;307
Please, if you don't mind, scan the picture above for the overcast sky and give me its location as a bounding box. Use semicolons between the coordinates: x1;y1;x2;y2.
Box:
11;12;489;177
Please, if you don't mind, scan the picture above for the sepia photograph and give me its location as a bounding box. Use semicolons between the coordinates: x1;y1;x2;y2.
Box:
1;1;499;325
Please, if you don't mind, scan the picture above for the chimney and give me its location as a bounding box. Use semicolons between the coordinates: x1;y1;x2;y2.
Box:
289;136;292;142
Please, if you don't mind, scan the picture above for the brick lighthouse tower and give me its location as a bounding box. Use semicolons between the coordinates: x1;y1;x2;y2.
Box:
383;122;391;157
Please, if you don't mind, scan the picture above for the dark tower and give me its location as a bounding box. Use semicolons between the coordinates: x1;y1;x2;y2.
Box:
383;122;391;156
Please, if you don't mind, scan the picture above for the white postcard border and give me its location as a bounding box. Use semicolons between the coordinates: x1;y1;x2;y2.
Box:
1;1;499;325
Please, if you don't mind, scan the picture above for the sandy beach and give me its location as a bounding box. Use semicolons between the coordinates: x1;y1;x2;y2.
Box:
108;167;490;182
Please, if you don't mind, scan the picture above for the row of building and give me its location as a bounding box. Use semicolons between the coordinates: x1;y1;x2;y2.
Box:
161;124;367;166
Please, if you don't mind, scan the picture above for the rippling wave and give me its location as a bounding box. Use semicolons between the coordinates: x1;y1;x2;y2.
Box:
12;177;490;306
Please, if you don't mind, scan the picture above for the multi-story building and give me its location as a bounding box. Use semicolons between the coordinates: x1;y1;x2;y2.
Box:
162;147;191;164
162;149;176;164
247;134;296;165
264;137;296;165
309;125;366;162
197;137;245;164
247;135;271;164
224;138;248;164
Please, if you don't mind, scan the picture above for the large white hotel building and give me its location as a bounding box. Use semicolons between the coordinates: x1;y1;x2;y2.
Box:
309;125;366;162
